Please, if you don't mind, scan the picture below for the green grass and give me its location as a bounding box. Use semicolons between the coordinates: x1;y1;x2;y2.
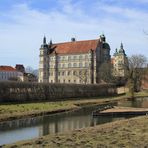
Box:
0;101;77;121
0;94;126;121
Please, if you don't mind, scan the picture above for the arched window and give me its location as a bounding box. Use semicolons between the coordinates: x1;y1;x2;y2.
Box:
79;55;82;59
73;55;77;60
73;63;77;67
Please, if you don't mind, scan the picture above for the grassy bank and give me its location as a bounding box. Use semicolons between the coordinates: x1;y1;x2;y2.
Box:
3;116;148;148
0;91;148;122
0;94;124;122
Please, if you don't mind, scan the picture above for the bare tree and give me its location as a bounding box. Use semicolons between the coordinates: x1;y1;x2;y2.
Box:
25;66;34;73
75;69;89;84
127;54;147;97
99;62;114;83
25;66;38;77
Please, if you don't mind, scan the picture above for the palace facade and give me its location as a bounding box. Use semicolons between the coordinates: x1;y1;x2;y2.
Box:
38;35;111;84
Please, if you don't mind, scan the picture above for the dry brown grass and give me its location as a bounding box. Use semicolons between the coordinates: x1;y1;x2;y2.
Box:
3;116;148;148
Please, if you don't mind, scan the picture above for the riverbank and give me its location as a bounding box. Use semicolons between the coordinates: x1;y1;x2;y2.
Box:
3;115;148;148
0;91;148;122
0;95;122;122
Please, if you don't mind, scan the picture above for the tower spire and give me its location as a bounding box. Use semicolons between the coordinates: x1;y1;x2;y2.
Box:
50;39;52;46
120;42;123;49
43;35;46;44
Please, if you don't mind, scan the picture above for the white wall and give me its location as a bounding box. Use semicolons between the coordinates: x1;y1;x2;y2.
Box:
0;71;23;81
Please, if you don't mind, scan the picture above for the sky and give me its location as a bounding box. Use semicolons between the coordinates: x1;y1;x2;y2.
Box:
0;0;148;68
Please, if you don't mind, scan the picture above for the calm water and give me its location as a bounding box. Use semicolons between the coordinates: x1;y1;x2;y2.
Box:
0;97;148;145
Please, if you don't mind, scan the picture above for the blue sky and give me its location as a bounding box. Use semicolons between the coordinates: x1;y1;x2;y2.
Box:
0;0;148;68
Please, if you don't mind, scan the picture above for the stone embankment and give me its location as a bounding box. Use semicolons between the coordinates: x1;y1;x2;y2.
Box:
0;82;117;102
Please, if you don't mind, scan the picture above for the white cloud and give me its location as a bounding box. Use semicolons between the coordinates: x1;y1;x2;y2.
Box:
0;1;148;68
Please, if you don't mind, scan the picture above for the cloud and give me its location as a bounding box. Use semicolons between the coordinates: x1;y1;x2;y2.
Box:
0;1;148;68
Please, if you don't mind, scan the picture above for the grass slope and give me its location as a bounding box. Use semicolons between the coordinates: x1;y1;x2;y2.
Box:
3;116;148;148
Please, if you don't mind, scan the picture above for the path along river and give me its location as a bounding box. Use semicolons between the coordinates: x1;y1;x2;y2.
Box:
0;97;148;145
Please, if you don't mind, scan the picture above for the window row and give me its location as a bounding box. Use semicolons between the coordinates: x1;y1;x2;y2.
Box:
50;54;90;61
49;70;88;76
50;79;85;83
50;62;89;68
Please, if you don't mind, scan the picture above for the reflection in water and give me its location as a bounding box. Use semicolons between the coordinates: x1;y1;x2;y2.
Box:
40;113;96;136
118;97;148;108
0;97;148;145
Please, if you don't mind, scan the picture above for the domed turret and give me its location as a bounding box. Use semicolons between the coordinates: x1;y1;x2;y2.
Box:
41;36;48;48
39;36;49;83
119;42;125;55
100;34;106;42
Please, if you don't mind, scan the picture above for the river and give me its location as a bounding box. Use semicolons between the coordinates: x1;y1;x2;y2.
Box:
0;97;148;145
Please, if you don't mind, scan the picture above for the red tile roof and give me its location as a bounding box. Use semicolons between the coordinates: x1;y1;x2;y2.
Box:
0;66;16;71
50;39;100;54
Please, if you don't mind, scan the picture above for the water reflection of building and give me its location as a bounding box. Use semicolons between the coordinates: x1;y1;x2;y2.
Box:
39;115;95;136
38;114;114;136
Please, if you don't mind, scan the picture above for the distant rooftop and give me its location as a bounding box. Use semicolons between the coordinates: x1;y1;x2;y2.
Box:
0;66;16;71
